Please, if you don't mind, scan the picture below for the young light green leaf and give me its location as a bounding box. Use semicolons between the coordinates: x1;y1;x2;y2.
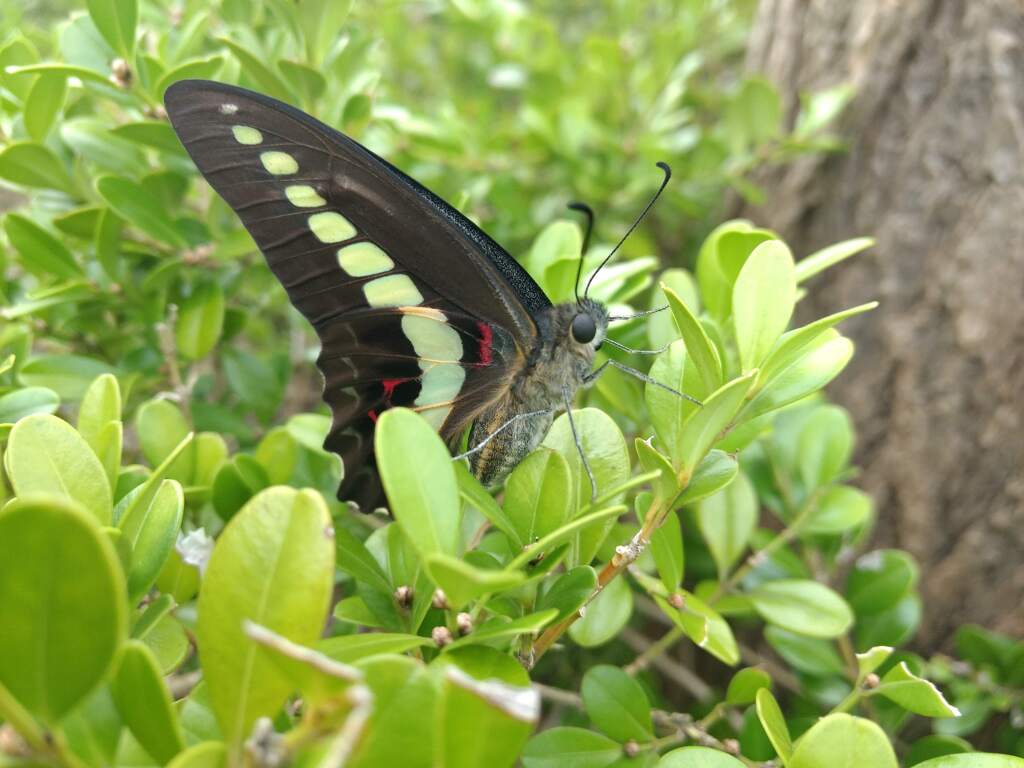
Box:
166;742;227;768
790;713;897;768
111;640;185;764
657;747;747;767
376;408;461;559
0;386;60;423
745;334;854;420
797;405;853;489
87;0;137;57
24;73;67;142
654;591;739;666
648;269;699;349
455;463;522;549
0;496;126;722
676;449;738;506
120;479;184;603
78;373;121;442
663;283;722;394
6;413;113;524
733;240;796;372
0;141;73;191
505;448;573;545
335;523;392;595
696;221;777;321
914;756;1024;768
425;553;526;610
646;342;703;460
319;633;432;664
856;646;894;682
795;237;874;283
748;579;854;638
650;509;684;592
135;398;194;483
177;283;225;360
581;665;653;742
755;688;793;765
677;373;755;478
447;610;558;650
197;488;334;751
697;470;757;578
875;662;961;718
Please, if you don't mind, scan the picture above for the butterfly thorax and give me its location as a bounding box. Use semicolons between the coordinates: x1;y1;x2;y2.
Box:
468;299;609;485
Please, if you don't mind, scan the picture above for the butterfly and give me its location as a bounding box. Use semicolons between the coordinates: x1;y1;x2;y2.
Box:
165;80;691;511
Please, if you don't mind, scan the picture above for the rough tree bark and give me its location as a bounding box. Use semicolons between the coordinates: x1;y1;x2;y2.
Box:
739;0;1024;646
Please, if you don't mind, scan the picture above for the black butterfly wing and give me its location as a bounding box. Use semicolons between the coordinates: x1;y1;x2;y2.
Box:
164;79;550;508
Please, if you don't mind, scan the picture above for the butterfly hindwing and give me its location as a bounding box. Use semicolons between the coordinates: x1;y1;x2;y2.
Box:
165;80;547;506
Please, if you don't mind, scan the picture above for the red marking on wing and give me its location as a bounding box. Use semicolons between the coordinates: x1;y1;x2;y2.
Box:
381;378;407;400
476;322;494;367
367;409;378;424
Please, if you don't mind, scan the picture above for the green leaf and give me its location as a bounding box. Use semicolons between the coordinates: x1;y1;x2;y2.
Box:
663;283;722;394
697;470;757;578
790;713;897;768
806;486;872;535
141;614;189;675
111;121;190;153
646;342;703;461
154;55;225;100
455;463;522;548
119;479;184;603
676;449;738;506
905;735;973;767
797;405;852;489
745;334;854;419
733;240;796;372
757;303;877;389
78;373;122;443
522;726;621;768
334;523;392;595
0;496;126;722
177;283;225;360
875;662;960;718
436;654;536;768
4;213;82;280
6;413;113;524
505;448;573;545
542;408;629;564
726;667;771;706
376;408;461;558
914;756;1024;768
755;688;793;765
117;432;194;528
796;238;874;283
166;742;227;768
654;591;739;666
0;141;72;191
447;609;558;650
349;655;436;768
319;633;432;664
677;374;755;478
245;622;360;706
197;487;334;751
0;386;60;423
696;222;777;321
217;37;291;100
96;175;187;248
568;570;632;647
657;747;747;767
764;627;845;677
136;398;194;483
855;646;894;681
635;437;678;502
581;665;653;742
19;355;117;400
748;579;853;638
62;118;145;176
650;509;684;592
87;0;137;56
846;550;919;616
855;594;922;650
537;566;597;622
24;73;68;141
111;640;185;764
425;553;526;610
649;270;699;349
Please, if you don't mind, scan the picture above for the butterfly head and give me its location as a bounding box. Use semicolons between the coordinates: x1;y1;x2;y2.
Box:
569;297;609;351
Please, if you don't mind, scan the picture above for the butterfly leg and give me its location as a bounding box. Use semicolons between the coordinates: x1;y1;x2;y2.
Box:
562;384;599;502
585;359;702;406
453;408;554;461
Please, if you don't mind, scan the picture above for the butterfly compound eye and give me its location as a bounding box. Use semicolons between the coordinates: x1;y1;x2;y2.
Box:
571;313;597;344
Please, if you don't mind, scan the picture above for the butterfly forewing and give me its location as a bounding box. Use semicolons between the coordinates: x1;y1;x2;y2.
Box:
165;80;546;506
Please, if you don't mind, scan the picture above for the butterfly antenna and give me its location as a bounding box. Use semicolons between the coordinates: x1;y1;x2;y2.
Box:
607;305;669;322
567;201;595;305
583;161;672;299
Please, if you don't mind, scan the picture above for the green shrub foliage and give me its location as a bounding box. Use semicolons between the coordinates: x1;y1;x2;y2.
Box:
1;1;1021;767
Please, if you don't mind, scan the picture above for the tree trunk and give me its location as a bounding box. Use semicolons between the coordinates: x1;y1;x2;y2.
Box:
739;0;1024;646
